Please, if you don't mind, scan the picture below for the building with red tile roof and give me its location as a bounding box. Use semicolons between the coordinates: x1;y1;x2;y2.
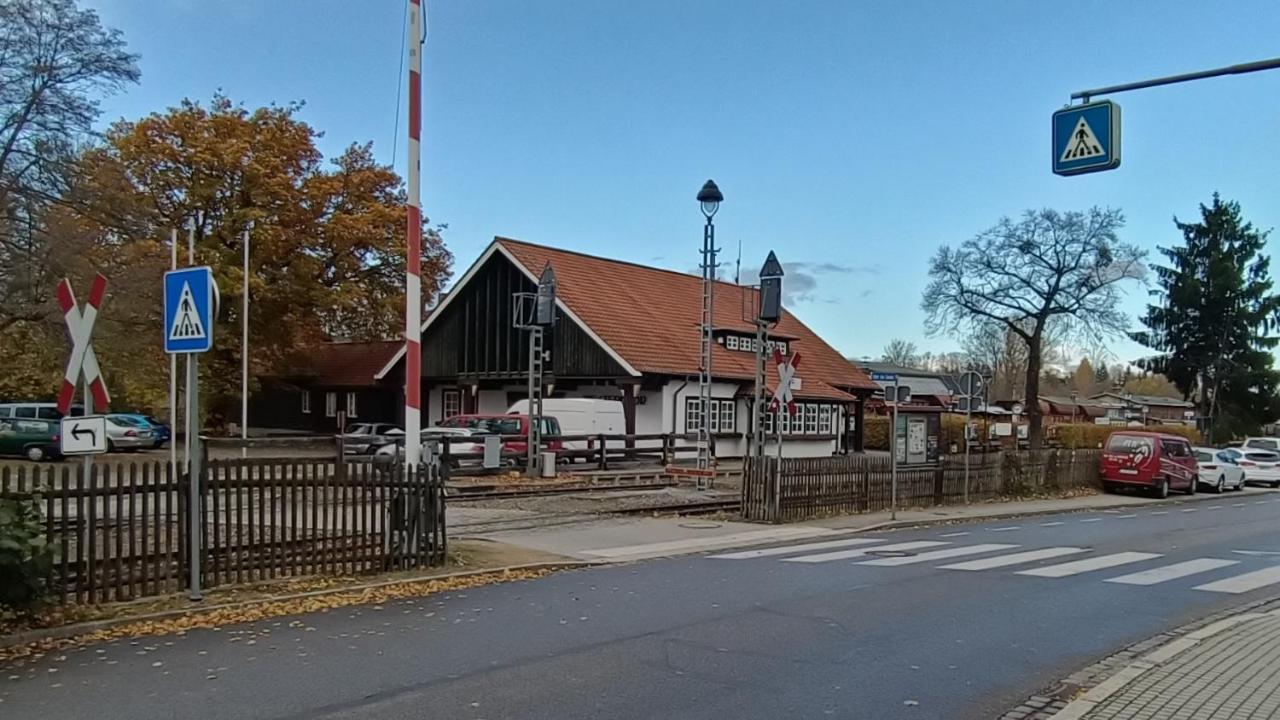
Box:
377;237;877;457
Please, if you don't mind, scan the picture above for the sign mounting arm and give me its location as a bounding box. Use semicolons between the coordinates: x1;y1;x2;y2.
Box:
1071;56;1280;103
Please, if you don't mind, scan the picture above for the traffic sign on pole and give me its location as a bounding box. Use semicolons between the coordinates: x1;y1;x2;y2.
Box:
56;275;110;414
60;416;107;455
164;266;217;354
769;350;801;415
1052;100;1121;176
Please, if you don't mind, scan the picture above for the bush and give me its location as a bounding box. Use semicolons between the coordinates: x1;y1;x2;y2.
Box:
1052;423;1202;449
861;415;1202;452
0;495;54;613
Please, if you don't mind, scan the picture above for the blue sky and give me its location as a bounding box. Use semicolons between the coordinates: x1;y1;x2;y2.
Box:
86;0;1280;366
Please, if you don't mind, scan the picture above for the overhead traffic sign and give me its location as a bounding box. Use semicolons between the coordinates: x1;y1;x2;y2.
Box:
60;416;107;455
164;266;217;353
56;275;110;414
1053;100;1121;176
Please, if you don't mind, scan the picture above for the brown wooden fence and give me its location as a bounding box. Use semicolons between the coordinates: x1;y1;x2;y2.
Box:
742;450;1103;522
0;457;446;605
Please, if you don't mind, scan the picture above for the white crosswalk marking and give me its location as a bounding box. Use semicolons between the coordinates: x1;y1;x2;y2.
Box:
938;532;970;538
1080;518;1102;523
781;540;947;564
1040;521;1065;527
857;544;1018;567
1017;552;1161;578
1105;558;1239;586
939;547;1089;571
1194;566;1280;594
710;537;885;560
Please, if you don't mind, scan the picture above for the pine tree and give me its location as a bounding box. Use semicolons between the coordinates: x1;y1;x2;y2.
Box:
1133;194;1280;441
1093;361;1110;387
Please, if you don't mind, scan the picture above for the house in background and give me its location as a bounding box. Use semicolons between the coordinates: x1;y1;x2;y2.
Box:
1089;391;1195;427
855;362;960;414
250;340;401;433
376;237;880;458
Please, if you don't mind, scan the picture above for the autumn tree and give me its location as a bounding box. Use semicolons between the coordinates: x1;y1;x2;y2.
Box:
66;96;451;420
922;208;1145;447
1123;373;1181;399
0;0;137;334
1072;358;1095;395
1133;195;1280;440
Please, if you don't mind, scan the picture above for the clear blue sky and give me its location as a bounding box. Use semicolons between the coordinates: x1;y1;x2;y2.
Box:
86;0;1280;366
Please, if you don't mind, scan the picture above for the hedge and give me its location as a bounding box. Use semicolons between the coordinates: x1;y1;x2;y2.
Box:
861;415;1201;451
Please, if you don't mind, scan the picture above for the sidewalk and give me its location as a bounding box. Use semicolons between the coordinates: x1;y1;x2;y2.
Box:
1058;604;1280;719
464;488;1234;562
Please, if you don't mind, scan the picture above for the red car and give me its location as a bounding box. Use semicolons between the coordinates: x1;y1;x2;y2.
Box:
435;414;563;460
1100;431;1198;498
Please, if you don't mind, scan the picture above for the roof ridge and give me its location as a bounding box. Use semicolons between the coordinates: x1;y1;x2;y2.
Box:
495;236;755;290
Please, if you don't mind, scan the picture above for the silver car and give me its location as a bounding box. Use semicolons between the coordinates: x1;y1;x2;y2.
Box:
342;422;404;455
104;414;154;452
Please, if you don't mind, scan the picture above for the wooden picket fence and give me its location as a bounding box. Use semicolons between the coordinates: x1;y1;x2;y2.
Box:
0;457;446;605
742;450;1103;522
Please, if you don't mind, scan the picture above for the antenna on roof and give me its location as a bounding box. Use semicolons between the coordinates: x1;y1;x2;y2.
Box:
734;238;742;284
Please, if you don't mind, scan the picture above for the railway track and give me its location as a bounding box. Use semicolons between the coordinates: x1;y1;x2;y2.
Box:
612;499;741;516
448;481;677;501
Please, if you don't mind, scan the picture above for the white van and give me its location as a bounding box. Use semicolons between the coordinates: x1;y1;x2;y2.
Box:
505;398;625;452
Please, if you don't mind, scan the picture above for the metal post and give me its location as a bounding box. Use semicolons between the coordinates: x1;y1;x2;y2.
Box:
184;220;195;472
187;357;202;601
1071;56;1280;102
241;226;250;459
169;229;177;485
82;377;92;490
752;321;766;458
526;329;537;476
695;214;717;490
403;0;424;468
890;379;898;521
963;401;972;505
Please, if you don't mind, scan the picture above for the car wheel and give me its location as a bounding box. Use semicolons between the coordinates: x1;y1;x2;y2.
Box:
107;440;116;453
1155;478;1170;499
1216;475;1226;493
1186;476;1197;495
25;446;45;462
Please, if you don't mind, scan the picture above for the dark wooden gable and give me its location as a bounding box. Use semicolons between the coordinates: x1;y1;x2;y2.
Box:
422;249;629;380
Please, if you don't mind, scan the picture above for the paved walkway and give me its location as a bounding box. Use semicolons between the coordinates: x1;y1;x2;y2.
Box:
1069;610;1280;719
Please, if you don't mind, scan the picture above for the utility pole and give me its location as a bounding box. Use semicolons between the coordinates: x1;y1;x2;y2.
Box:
241;225;250;459
403;0;424;467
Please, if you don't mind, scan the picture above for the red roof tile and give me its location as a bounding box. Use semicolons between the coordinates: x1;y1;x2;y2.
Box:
496;238;877;400
288;340;402;387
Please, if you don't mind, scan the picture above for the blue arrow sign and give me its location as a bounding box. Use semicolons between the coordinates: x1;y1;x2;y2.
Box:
870;372;898;383
1052;100;1121;176
164;266;216;354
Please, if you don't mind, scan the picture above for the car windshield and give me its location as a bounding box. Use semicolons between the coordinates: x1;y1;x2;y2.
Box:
1248;438;1280;450
109;415;143;426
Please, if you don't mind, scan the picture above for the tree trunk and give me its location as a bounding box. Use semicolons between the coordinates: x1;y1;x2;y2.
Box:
1025;331;1043;450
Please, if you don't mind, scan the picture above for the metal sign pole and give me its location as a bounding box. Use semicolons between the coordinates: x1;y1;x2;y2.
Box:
82;376;93;486
964;400;972;504
890;379;898;521
169;229;177;488
187;353;202;601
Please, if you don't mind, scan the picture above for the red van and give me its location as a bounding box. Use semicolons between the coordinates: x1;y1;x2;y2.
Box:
435;414;563;459
1099;431;1198;498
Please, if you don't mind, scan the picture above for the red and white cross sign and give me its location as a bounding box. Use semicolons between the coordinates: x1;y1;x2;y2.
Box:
768;349;802;416
56;274;110;414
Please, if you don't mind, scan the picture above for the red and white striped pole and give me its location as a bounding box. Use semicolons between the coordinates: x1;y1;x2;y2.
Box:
404;0;423;466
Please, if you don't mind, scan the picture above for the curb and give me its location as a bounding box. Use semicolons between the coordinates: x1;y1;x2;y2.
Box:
0;560;600;651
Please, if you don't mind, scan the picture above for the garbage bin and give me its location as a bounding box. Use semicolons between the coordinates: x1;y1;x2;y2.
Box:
541;451;557;478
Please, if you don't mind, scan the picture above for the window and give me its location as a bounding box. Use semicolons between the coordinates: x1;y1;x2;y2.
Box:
346;391;358;418
718;400;735;434
442;389;461;420
685;397;702;434
325;392;337;417
819;405;832;435
685;398;735;433
301;391;312;414
804;404;818;434
725;336;739;350
14;406;35;418
37;407;60;420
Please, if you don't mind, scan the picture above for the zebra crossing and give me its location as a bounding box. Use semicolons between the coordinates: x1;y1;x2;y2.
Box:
707;536;1280;595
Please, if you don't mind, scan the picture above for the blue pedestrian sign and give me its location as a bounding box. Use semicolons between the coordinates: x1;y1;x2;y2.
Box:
1052;100;1121;176
164;266;216;354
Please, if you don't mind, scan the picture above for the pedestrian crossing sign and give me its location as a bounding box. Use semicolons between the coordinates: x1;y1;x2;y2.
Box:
1052;100;1121;176
164;266;217;354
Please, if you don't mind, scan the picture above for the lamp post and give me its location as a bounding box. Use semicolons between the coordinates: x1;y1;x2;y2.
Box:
695;179;722;490
1070;389;1079;426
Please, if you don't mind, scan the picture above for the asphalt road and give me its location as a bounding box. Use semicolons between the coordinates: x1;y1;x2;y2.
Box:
6;489;1280;720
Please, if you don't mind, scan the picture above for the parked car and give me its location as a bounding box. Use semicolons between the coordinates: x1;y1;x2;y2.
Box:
0;402;82;420
1193;446;1246;493
1222;447;1280;488
435;413;563;459
0;417;62;461
342;422;404;455
1099;431;1198;498
506;398;623;458
374;427;470;461
115;413;170;449
1239;437;1280;452
104;414;154;452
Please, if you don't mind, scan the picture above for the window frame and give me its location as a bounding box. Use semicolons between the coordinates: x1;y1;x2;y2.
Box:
818;405;832;435
301;390;312;414
345;391;358;418
442;389;461;420
324;392;337;418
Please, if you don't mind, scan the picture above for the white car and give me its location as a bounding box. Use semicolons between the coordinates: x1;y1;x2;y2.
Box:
1193;447;1246;493
373;427;471;460
1223;448;1280;488
1240;437;1280;452
342;423;403;455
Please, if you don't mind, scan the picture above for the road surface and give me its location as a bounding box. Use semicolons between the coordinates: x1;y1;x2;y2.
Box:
5;490;1280;719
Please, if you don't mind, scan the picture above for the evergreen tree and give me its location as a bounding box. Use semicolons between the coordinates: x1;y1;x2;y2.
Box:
1133;194;1280;441
1093;361;1110;387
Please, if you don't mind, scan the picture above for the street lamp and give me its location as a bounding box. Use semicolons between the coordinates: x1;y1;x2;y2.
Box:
694;179;723;488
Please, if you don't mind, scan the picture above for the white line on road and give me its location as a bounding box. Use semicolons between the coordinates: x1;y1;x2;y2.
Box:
1194;566;1280;594
1017;552;1162;578
1206;506;1223;510
584;527;832;559
939;547;1089;571
709;537;886;560
1255;501;1271;505
1105;558;1239;586
1039;521;1065;527
1181;509;1198;513
1080;518;1103;523
781;541;948;564
1231;550;1280;557
989;526;1021;532
1115;514;1137;519
938;532;970;538
1233;503;1248;507
1150;511;1169;515
857;544;1018;567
